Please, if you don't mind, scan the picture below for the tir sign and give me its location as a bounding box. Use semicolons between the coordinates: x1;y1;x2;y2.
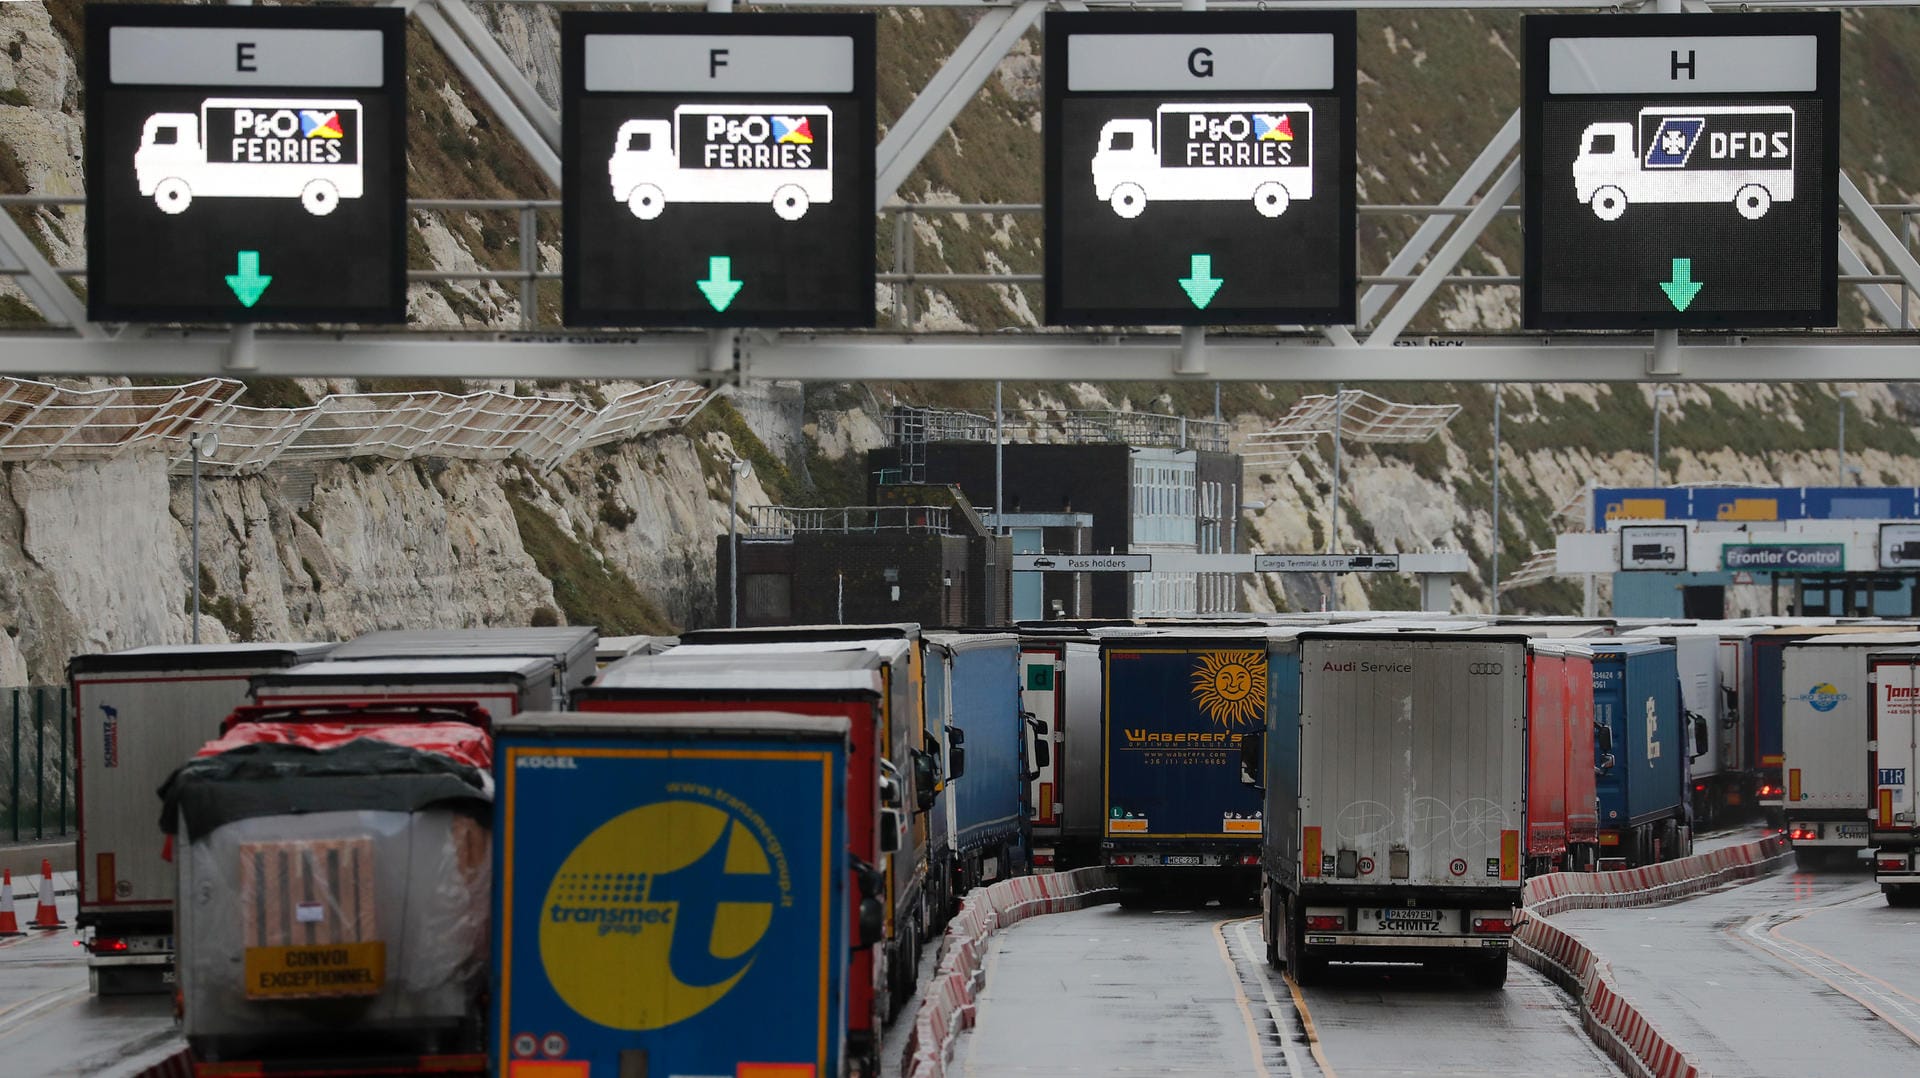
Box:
85;5;407;324
1044;12;1357;327
1523;13;1841;330
562;12;876;328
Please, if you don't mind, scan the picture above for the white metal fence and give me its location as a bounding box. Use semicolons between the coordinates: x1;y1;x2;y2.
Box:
0;376;710;475
1242;389;1462;467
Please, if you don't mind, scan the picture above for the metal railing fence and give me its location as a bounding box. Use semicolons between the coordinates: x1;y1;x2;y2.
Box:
747;504;953;538
0;686;72;842
889;405;1231;453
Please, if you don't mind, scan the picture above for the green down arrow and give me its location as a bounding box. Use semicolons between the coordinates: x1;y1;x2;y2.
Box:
1659;257;1703;312
697;256;743;312
225;250;272;308
1178;253;1224;310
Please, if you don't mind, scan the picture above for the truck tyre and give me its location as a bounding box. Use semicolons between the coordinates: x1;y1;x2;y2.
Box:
626;184;666;220
1467;954;1509;989
300;179;340;217
1886;885;1920;908
1794;846;1829;873
1109;183;1147;219
1252;182;1289;218
1734;184;1772;220
1264;899;1282;968
772;184;810;221
154;177;193;215
1589;185;1627;222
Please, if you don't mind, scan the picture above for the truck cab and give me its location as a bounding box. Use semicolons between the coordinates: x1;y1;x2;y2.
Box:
608;119;675;218
135;113;201;213
1573;122;1636;221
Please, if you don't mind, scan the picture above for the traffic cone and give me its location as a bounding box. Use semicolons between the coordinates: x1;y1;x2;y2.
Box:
29;858;63;930
0;869;24;936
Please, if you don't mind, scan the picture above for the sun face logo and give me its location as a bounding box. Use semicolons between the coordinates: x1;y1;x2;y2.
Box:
539;798;789;1031
1191;650;1267;729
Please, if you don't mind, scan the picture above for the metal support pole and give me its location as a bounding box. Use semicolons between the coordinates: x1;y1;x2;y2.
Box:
191;438;202;644
729;462;742;628
1492;384;1502;615
34;689;44;841
9;692;17;841
519;204;538;331
1837;393;1849;484
59;686;67;835
1328;385;1343;554
1651;397;1663;486
1177;328;1207;376
991;380;1004;624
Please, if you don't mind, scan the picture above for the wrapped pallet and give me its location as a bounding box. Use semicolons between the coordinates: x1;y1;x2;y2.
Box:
159;722;491;1066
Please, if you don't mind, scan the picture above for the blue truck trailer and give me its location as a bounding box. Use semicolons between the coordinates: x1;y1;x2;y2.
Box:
492;710;849;1078
1098;627;1273;905
1590;641;1690;867
924;632;1037;894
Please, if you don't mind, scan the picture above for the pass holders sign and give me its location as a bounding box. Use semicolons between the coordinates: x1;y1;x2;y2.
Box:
562;13;876;327
85;5;407;323
1043;12;1357;326
1522;13;1841;329
1721;543;1844;572
1619;524;1688;571
1012;553;1152;572
1880;524;1920;570
1253;553;1399;573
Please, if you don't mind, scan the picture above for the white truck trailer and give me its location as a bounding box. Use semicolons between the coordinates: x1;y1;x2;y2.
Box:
608;104;834;221
1870;652;1920;905
1091;103;1314;219
1245;630;1528;988
136;99;364;216
1781;633;1920;870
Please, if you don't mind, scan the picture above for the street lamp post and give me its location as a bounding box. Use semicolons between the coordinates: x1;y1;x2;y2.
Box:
728;458;749;628
1837;389;1859;485
1651;388;1676;485
187;431;218;644
1492;385;1502;615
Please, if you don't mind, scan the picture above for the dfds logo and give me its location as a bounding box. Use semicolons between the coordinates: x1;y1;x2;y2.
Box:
1795;683;1848;713
540;792;793;1030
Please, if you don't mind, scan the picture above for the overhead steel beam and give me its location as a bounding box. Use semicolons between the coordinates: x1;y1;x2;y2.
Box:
0;210;99;336
1364;159;1523;347
1841;172;1920;324
411;0;562;187
875;1;1045;206
0;334;714;381
1359;111;1520;328
1838;241;1903;329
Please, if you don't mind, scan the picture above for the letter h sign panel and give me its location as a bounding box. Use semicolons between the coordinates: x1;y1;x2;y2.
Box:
1522;13;1841;330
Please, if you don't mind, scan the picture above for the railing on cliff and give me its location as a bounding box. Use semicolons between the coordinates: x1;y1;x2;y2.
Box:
0;375;710;475
747;504;953;538
888;405;1231;453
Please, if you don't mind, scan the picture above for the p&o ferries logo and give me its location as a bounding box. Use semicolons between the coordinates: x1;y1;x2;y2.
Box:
540;789;793;1030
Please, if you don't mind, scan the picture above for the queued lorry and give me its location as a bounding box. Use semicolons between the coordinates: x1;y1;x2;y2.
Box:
1245;630;1527;988
573;641;900;1076
1625;623;1767;828
69;642;334;994
1750;624;1912;822
491;710;850;1077
1012;627;1101;870
1869;652;1920;906
1781;633;1920;869
1098;627;1274;906
1523;640;1601;874
1590;641;1691;867
923;632;1040;893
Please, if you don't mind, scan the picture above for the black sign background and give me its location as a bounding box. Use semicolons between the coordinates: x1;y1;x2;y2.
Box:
1044;12;1356;328
85;5;406;324
562;13;875;328
1523;13;1840;330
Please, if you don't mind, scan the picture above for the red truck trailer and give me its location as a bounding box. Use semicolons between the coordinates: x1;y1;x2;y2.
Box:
1526;641;1600;874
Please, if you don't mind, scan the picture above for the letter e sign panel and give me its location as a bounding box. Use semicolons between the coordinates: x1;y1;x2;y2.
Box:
1523;13;1840;330
1044;12;1357;327
562;12;876;328
85;4;407;324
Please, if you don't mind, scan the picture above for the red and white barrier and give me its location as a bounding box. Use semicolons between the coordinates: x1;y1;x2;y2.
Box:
1514;835;1790;1078
901;867;1118;1078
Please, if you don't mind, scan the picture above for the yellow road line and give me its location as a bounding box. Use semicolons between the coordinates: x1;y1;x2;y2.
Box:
1284;966;1339;1078
1213;916;1273;1078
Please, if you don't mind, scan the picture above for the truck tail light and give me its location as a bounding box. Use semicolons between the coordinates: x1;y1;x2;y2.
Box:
1239;854;1261;866
1759;783;1782;798
1304;915;1345;931
1880;857;1908;873
1033;851;1054;868
1471;917;1515;934
1789;827;1817;842
1110;855;1133;866
90;937;130;954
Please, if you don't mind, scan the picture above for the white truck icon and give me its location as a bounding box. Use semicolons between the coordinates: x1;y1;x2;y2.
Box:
1092;103;1314;219
609;104;834;222
136;98;364;217
1574;105;1796;222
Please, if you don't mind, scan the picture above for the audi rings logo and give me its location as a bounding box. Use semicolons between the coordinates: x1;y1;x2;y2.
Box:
1467;663;1504;676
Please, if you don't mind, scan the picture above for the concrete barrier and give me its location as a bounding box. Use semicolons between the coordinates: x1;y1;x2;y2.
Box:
1513;835;1790;1078
901;867;1118;1078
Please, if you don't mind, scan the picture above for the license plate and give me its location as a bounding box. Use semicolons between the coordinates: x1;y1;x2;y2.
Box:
1365;907;1445;933
1838;824;1869;838
1164;855;1203;866
161;969;176;985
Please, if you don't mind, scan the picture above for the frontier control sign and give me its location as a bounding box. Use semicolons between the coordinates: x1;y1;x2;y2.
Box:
1523;13;1840;330
563;13;875;328
85;5;407;323
1045;12;1356;326
1722;544;1844;572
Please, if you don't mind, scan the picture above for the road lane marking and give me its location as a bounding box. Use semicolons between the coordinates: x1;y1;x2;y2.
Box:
1729;905;1920;1049
1213;916;1275;1078
1231;917;1310;1078
0;984;87;1043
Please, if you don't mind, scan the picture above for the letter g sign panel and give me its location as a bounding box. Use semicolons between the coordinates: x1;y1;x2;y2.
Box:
1045;11;1356;327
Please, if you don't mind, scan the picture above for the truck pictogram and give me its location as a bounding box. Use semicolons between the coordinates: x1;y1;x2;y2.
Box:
1092;103;1314;219
136;99;365;217
609;104;834;222
1574;105;1796;222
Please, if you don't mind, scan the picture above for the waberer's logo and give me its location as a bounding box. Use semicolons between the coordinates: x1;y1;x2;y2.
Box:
540;786;793;1030
1191;650;1266;729
1793;682;1848;713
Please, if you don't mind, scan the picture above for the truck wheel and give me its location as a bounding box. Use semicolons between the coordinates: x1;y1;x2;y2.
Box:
1794;846;1829;873
1589;185;1627;222
300;179;340;217
1467;954;1510;989
772;184;810;221
154;177;192;215
1734;184;1771;220
626;184;666;220
1264;899;1281;968
1886;885;1920;908
1252;182;1290;218
1109;183;1147;219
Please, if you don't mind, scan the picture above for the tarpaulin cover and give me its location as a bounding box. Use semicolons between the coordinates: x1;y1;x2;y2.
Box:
198;721;493;769
159;728;492;838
